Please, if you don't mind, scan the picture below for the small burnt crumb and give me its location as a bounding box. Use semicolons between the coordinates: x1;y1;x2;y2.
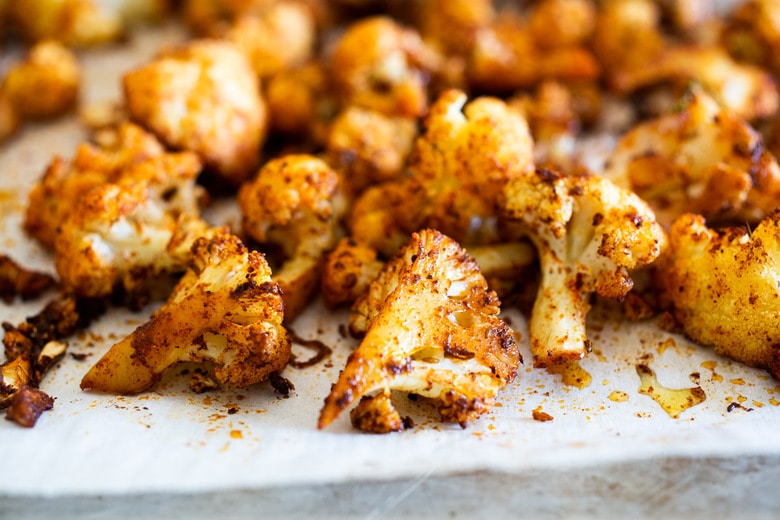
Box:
70;352;91;361
227;407;239;415
402;416;414;429
592;213;604;226
338;324;348;339
532;408;554;422
269;372;295;397
288;330;333;369
727;402;754;413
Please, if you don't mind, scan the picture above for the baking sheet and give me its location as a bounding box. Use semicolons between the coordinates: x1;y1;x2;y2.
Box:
3;17;780;499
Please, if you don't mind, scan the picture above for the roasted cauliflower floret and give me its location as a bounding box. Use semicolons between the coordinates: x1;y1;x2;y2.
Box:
417;0;495;56
238;154;346;319
501;170;666;367
328;16;442;118
611;46;778;122
80;232;291;395
24;123;169;250
326;106;417;193
7;0;122;46
408;89;535;245
0;91;20;144
226;2;316;79
123;39;268;185
265;62;333;138
2;40;79;120
527;0;596;50
603;88;780;228
54;152;209;299
657;212;780;379
722;0;780;75
318;229;520;432
469;14;599;93
321;237;384;309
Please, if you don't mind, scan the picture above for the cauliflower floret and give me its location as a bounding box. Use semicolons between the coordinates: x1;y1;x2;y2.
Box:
54;152;209;299
603;88;780;228
0;91;20;144
657;212;780;378
6;0;168;46
238;154;346;319
318;229;520;432
347;89;535;256
326;106;417;193
321;238;384;309
527;0;596;50
123;39;268;185
25;123;169;250
2;40;79;120
417;0;495;56
501;170;666;367
611;46;778;122
722;0;780;75
328;16;442;118
265;62;333;138
408;89;535;244
469;15;599;93
80;232;291;394
226;2;316;79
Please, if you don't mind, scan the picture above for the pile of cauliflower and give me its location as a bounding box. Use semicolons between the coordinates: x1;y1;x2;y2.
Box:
3;0;780;432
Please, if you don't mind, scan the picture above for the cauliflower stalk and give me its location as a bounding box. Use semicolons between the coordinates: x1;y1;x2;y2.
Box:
318;229;520;433
657;212;780;378
501;170;666;367
81;232;291;395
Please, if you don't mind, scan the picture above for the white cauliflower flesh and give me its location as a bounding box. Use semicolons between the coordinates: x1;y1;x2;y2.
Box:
54;153;208;299
80;232;291;395
318;229;520;433
501;170;666;367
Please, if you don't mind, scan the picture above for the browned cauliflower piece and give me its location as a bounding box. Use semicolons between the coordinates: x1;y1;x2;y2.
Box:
326;106;417;193
24;123;169;250
265;62;333;138
417;0;495;56
81;232;290;395
407;88;535;244
603;88;780;228
722;0;780;75
346;89;535;257
657;212;780;378
527;0;596;50
501;170;666;367
182;0;275;35
591;0;665;84
2;40;79;120
328;16;443;118
54;152;211;299
611;45;778;122
469;14;600;93
226;2;316;79
238;154;346;319
123;39;268;185
7;0;123;46
318;229;521;432
0;91;20;144
7;0;169;46
321;237;384;309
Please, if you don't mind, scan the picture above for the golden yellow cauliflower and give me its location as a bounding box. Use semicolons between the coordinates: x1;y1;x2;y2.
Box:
123;39;268;185
81;232;290;395
603;88;780;228
319;229;520;433
2;40;79;120
658;212;780;379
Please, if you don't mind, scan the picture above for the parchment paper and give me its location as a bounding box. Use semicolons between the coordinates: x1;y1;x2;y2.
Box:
2;16;780;499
